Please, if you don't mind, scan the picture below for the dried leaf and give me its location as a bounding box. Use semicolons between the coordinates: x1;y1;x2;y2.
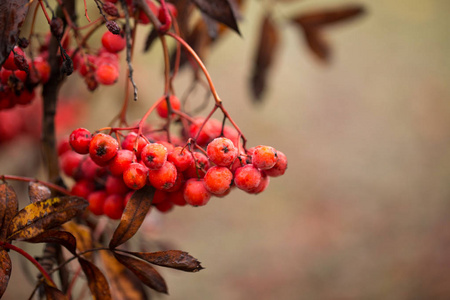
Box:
129;250;204;272
0;248;11;299
114;252;168;294
191;0;240;34
26;230;77;255
109;186;154;249
28;182;52;203
292;5;366;28
251;15;280;100
7;196;88;241
99;251;147;300
78;257;112;300
143;27;158;52
0;183;18;241
0;0;29;67
303;29;329;62
62;221;93;256
44;283;69;300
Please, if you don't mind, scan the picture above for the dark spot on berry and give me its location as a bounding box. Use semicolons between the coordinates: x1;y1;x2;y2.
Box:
96;145;107;157
222;146;229;153
146;155;155;162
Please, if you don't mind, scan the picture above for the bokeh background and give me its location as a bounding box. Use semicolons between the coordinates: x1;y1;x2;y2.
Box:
2;0;450;299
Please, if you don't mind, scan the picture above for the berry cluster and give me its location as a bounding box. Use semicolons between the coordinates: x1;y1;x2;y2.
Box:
62;118;287;219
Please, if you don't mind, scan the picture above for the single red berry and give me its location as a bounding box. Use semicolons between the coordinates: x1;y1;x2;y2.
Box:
89;133;119;166
101;31;126;53
183;178;211;207
152;189;168;204
155;200;174;213
30;57;51;83
234;165;262;192
122;132;148;157
248;171;270;194
77;156;101;180
88;191;107;215
252;145;278;170
165;172;185;192
109;149;136;176
105;175;130;195
207;137;238;167
60;151;84;177
70;179;95;199
123;162;149;190
103;194;124;220
264;150;287;177
188;118;220;146
204;166;233;195
167;146;193;171
148;161;177;190
15;89;35;105
96;63;119;85
3;47;25;70
184;152;210;179
230;155;251;173
69;128;92;154
141;143;167;170
156;95;181;118
167;189;187;206
57;139;72;156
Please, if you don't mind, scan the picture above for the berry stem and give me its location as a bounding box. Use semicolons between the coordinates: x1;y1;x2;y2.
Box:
120;0;138;101
38;0;52;24
0;175;71;195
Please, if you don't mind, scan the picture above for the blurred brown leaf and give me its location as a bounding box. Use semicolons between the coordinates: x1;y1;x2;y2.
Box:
143;27;158;52
44;283;68;300
28;182;52;203
0;249;11;299
251;14;280;100
109;186;154;249
26;230;77;255
303;29;330;62
114;252;168;294
129;250;204;272
62;221;93;257
78;257;112;300
7;196;88;241
191;0;240;34
0;1;29;67
0;183;18;241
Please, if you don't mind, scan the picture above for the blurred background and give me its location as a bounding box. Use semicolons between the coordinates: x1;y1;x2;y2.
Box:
3;0;450;299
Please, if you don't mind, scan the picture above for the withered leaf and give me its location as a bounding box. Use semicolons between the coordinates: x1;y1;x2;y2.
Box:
143;27;158;52
99;251;147;300
0;1;29;67
114;252;168;294
62;221;93;257
26;230;77;255
109;186;154;249
303;29;330;62
7;196;88;241
0;183;18;241
292;5;366;28
0;248;11;299
44;283;69;300
191;0;240;35
251;15;280;100
28;182;52;203
78;257;112;300
129;250;204;272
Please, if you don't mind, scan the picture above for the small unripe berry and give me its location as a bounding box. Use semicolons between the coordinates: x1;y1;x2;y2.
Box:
184;179;211;207
89;133;119;166
207;137;238;167
234;165;262;192
69;128;92;154
252;145;278;170
204;166;233;195
123;163;149;190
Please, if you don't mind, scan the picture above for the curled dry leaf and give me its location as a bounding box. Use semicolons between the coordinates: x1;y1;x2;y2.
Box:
251;14;280;100
129;250;204;272
44;283;69;300
0;183;18;241
0;249;11;299
26;230;77;255
99;251;147;300
109;186;154;249
191;0;240;34
78;257;112;300
114;252;168;294
28;182;52;203
7;196;88;241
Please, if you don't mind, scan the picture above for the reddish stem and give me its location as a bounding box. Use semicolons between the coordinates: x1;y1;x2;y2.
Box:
38;0;52;24
0;175;71;195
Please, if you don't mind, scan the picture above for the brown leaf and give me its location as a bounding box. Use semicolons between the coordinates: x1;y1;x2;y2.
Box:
292;5;366;28
0;183;18;241
251;15;280;100
26;230;77;255
7;196;88;241
129;250;204;272
303;29;330;62
99;251;148;300
78;257;112;300
114;252;168;294
28;182;52;203
0;248;11;299
44;283;69;300
0;1;29;67
191;0;240;34
109;186;154;249
62;221;93;257
143;27;158;52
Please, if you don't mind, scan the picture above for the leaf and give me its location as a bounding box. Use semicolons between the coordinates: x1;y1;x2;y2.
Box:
78;257;112;300
303;29;330;62
99;251;147;300
114;252;168;294
129;250;204;272
191;0;240;34
250;14;280;100
62;221;93;257
28;182;52;203
109;186;154;249
0;1;29;67
292;5;366;28
44;283;69;300
0;248;11;299
26;230;77;255
0;183;18;241
143;27;158;52
7;196;88;241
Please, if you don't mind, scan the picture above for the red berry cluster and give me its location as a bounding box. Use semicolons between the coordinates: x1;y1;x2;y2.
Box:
62;121;287;219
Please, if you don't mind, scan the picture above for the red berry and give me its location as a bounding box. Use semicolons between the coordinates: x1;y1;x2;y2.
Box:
252;145;278;170
78;54;97;77
57;139;71;156
138;0;159;24
15;89;35;105
96;63;119;85
77;156;101;180
167;189;187;206
60;151;84;177
188;118;219;146
88;191;107;215
123;162;149;190
30;57;51;83
248;171;270;194
108;149;136;176
105;175;130;195
234;165;262;192
70;179;95;199
103;194;124;220
148;161;177;190
101;31;126;53
89;133;119;166
183;178;211;207
165;172;185;192
155;200;174;213
167;146;193;171
69;128;92;154
206;137;238;167
122;132;148;157
156;95;181;118
204;166;233;195
184;152;210;179
3;47;25;70
152;189;168;204
141;143;167;170
264;150;287;177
